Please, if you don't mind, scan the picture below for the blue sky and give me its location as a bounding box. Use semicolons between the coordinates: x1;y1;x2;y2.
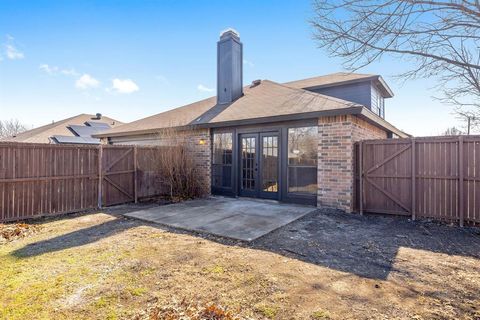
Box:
0;0;460;135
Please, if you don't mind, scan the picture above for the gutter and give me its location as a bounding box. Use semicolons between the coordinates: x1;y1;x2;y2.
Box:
93;106;408;139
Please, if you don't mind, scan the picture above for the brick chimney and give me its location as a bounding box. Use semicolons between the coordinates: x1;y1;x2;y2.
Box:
217;28;243;104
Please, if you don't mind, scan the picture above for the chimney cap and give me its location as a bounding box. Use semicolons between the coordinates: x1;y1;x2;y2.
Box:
95;113;102;119
220;28;240;39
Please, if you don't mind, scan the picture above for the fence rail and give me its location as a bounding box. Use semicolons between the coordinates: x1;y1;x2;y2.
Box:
0;142;165;222
354;136;480;226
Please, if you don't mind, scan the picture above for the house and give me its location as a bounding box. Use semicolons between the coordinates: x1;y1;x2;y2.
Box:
5;113;123;144
94;29;407;212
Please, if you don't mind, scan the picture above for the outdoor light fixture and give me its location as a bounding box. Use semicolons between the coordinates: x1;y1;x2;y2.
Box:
199;138;206;145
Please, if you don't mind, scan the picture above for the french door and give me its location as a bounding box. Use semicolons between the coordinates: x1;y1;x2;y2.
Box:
239;132;279;199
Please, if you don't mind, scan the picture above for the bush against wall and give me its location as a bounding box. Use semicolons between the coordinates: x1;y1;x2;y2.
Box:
149;128;209;201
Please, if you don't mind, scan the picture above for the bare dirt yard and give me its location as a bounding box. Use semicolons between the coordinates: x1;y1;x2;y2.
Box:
0;204;479;320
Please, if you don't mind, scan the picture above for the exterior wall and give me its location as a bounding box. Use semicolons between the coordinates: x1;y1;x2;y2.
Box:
317;115;387;212
309;81;373;109
108;129;212;195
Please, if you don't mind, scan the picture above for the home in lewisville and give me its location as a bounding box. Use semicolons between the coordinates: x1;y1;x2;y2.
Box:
95;29;407;212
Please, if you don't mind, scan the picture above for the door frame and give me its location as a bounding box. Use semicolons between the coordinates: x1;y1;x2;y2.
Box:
258;132;280;200
238;133;259;198
238;131;280;200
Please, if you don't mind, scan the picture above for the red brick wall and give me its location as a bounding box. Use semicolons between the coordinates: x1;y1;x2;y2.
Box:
317;115;387;212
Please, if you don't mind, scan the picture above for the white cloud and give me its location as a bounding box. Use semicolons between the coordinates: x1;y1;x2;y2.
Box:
110;78;139;94
75;74;100;90
5;44;24;60
61;68;78;76
39;64;59;74
40;64;78;76
197;84;214;92
243;59;254;67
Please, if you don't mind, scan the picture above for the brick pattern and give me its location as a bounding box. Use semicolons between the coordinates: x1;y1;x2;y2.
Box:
317;115;387;212
184;129;211;194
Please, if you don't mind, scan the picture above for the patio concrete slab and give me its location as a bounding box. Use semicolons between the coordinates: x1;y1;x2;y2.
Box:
122;196;316;241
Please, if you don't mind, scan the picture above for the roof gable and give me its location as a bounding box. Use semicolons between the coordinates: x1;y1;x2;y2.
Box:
284;72;394;98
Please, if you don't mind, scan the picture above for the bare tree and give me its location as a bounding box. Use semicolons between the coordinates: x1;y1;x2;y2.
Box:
0;119;28;139
311;1;480;114
442;126;464;135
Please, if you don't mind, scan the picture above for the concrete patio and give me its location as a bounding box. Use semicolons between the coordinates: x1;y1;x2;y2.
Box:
122;196;316;241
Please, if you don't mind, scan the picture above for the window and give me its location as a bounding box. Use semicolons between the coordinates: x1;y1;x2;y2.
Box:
287;126;318;194
371;86;385;118
212;132;233;188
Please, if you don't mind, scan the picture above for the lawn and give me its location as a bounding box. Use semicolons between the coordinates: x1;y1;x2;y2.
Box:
0;205;479;319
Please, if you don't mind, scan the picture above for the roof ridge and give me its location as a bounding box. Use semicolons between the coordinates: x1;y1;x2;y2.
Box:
284;72;377;84
11;113;85;139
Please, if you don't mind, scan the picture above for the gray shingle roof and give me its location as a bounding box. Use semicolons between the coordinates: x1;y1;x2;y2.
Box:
94;74;406;138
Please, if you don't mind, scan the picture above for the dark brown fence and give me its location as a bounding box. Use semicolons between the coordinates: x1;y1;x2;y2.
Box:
354;136;480;226
0;142;166;222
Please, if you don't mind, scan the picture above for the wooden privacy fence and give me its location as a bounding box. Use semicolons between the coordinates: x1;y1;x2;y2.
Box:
0;142;166;223
354;136;480;226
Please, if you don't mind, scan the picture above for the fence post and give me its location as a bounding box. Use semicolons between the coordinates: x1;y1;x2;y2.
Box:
134;145;138;203
458;136;464;227
359;141;364;215
411;138;416;221
97;145;103;209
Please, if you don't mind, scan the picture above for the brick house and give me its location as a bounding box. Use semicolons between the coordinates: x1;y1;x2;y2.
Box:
95;29;407;212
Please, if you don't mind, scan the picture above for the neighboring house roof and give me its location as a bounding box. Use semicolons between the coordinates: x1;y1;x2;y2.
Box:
5;114;123;144
284;72;394;98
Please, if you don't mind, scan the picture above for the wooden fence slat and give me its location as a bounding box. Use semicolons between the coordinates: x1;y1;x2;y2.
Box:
359;141;363;215
459;136;464;227
134;145;138;204
411;138;416;221
97;145;103;209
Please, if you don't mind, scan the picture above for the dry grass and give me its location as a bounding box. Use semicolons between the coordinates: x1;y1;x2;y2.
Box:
0;211;479;320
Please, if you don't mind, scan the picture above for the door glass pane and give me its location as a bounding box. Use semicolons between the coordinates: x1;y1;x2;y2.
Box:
262;136;278;192
241;137;256;191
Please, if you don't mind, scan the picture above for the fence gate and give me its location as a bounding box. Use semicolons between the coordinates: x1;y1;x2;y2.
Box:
358;140;414;217
100;146;137;207
355;136;480;226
